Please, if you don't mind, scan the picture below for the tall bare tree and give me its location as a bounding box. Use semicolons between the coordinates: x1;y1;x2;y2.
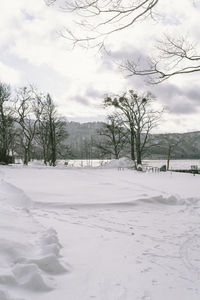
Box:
104;90;162;165
0;83;16;164
104;93;136;162
32;92;50;165
14;87;38;165
95;114;127;159
34;93;68;166
160;134;183;170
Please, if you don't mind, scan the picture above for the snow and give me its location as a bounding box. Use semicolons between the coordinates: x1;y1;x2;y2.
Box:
0;165;200;299
103;157;135;169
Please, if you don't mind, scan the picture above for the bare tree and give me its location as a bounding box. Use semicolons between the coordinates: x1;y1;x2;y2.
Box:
162;134;183;170
104;93;136;162
14;87;38;165
33;92;51;165
104;90;162;165
34;93;68;166
123;35;200;83
95;114;127;159
0;82;15;164
46;0;159;48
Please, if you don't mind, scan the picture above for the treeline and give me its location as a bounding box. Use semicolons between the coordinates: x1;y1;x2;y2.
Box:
2;81;185;168
65;91;200;168
94;91;163;166
66;90;164;166
0;83;68;165
66;124;200;160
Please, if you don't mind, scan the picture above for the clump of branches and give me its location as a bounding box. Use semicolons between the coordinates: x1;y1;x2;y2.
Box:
123;34;200;84
103;89;163;165
95;113;127;159
46;0;159;48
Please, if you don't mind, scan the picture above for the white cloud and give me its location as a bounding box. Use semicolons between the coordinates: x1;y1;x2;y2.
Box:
0;61;20;85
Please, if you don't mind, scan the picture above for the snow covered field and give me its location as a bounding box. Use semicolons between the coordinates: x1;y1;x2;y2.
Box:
0;165;200;300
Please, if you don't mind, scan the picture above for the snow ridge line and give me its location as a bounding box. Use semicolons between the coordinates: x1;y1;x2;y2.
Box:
0;177;32;210
32;195;200;210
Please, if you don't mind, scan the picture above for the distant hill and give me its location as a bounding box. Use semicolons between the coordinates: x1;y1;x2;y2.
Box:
147;131;200;159
66;121;103;144
66;121;200;159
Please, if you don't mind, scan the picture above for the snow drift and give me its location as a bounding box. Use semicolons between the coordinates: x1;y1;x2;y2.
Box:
102;157;135;169
0;173;68;300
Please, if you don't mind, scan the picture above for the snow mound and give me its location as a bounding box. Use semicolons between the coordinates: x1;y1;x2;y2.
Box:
102;157;135;169
12;263;52;291
0;228;68;295
0;290;24;300
27;254;67;274
135;195;200;206
16;227;68;275
0;179;32;209
0;238;31;268
36;228;68;274
0;272;16;285
40;228;62;249
0;229;67;294
0;290;11;300
40;242;61;257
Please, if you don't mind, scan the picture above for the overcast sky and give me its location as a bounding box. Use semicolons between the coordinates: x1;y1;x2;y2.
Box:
0;0;200;133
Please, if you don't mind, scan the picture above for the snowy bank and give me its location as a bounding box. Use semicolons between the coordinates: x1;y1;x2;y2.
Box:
102;157;135;169
0;171;68;300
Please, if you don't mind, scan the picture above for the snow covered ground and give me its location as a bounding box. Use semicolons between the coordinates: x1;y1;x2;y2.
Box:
0;164;200;300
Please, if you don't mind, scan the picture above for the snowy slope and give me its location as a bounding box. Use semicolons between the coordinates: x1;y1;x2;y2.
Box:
1;166;200;299
0;169;68;300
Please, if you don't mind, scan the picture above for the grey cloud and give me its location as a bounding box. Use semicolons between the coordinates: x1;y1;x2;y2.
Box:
170;99;198;114
98;46;144;73
72;95;91;106
109;49;140;61
71;87;105;107
21;10;35;21
161;15;181;26
153;83;200;114
85;87;105;99
185;87;200;102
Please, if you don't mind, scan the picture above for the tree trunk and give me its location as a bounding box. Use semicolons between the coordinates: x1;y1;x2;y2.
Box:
136;132;142;165
167;146;171;170
0;103;9;164
43;146;47;165
23;147;29;165
136;151;142;165
130;128;135;161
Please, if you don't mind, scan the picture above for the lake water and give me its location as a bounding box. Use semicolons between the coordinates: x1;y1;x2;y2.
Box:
143;159;200;170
